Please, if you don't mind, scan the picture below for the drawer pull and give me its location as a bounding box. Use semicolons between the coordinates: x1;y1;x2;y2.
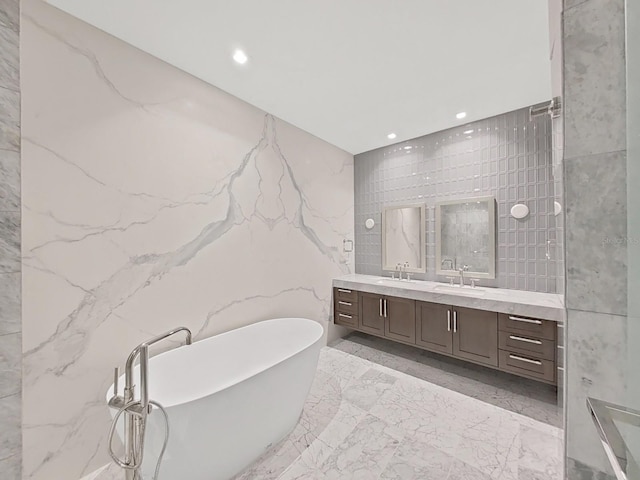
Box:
338;313;353;319
338;301;352;306
509;354;542;366
509;335;542;345
337;289;352;293
508;316;542;325
447;310;451;332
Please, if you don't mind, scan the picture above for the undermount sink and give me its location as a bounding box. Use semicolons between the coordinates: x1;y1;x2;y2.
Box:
432;284;486;296
375;278;408;285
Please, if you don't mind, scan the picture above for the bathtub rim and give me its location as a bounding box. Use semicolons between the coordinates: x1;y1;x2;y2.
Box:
105;317;324;407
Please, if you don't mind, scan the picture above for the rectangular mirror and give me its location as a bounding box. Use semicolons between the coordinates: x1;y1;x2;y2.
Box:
382;204;426;273
436;197;496;279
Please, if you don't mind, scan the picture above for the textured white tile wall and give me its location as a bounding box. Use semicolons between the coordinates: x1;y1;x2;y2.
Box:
355;107;559;293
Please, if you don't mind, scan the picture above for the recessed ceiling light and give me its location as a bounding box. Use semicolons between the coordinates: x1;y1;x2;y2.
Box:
387;133;397;140
463;129;474;134
456;112;467;119
233;49;248;65
404;146;412;150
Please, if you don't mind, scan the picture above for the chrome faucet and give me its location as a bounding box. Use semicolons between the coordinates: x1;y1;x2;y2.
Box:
108;327;192;480
441;258;454;270
458;265;469;287
402;262;410;281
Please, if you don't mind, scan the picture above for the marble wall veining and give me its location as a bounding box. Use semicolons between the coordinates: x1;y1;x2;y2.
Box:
0;0;21;478
563;0;629;478
20;1;354;478
355;107;560;293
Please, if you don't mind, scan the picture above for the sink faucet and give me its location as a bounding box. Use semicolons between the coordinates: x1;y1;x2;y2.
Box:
458;265;469;287
402;262;410;281
441;258;454;270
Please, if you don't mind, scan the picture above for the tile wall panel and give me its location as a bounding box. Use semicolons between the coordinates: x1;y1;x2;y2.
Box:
0;0;21;478
355;107;558;293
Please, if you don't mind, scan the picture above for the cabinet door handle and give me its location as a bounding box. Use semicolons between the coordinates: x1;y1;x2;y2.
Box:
509;354;542;366
509;335;542;345
338;289;352;293
453;310;457;333
379;298;383;317
508;316;542;325
383;299;388;318
338;313;353;319
338;301;352;306
447;310;451;332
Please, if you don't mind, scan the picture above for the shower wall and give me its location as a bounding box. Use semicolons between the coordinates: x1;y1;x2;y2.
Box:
563;0;629;477
0;0;21;478
20;1;354;479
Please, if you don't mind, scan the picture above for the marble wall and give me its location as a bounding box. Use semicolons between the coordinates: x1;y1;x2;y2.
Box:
563;0;629;477
0;0;21;478
20;1;354;479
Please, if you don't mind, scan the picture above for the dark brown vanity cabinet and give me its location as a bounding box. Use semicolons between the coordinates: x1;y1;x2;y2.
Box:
452;307;498;367
416;302;498;367
358;292;385;335
333;286;557;385
333;287;358;328
384;296;416;343
416;301;453;354
358;292;416;343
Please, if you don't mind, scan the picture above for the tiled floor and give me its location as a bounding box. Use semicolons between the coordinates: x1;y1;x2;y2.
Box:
88;334;563;480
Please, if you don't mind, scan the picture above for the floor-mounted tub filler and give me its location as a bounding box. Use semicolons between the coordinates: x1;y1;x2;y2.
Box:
106;318;324;480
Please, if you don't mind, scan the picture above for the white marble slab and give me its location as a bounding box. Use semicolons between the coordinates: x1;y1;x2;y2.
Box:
333;274;565;322
21;1;353;478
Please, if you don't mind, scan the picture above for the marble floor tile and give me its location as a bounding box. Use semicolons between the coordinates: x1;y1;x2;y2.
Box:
334;332;561;427
379;435;454;480
85;338;563;480
319;414;403;480
341;367;397;411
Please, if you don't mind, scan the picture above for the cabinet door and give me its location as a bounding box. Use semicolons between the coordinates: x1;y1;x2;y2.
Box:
384;296;416;343
358;292;385;335
416;301;453;354
452;307;498;367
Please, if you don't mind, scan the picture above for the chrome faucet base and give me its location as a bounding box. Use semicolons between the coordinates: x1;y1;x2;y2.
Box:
107;327;192;480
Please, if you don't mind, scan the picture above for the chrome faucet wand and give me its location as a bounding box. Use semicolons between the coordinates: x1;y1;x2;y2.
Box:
108;327;192;480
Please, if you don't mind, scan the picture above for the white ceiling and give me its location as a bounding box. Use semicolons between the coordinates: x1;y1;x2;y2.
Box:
46;0;552;154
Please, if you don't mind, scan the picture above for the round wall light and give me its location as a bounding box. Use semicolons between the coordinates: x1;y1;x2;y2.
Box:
510;203;529;219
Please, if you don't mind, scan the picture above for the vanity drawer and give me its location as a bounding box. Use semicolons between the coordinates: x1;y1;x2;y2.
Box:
334;311;358;328
498;331;555;361
498;313;555;340
335;299;358;315
334;287;358;303
498;350;555;384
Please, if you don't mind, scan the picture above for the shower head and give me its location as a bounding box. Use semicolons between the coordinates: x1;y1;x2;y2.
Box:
530;96;562;120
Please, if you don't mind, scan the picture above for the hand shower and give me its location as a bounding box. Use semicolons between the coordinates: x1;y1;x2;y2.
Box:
106;327;192;480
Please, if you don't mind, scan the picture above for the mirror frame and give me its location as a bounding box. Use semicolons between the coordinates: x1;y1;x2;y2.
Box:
435;196;496;279
382;203;426;273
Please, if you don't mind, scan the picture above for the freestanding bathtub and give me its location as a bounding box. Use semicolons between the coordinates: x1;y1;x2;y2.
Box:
107;318;324;480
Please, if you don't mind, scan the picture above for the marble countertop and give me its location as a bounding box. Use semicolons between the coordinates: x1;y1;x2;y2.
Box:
333;274;565;322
